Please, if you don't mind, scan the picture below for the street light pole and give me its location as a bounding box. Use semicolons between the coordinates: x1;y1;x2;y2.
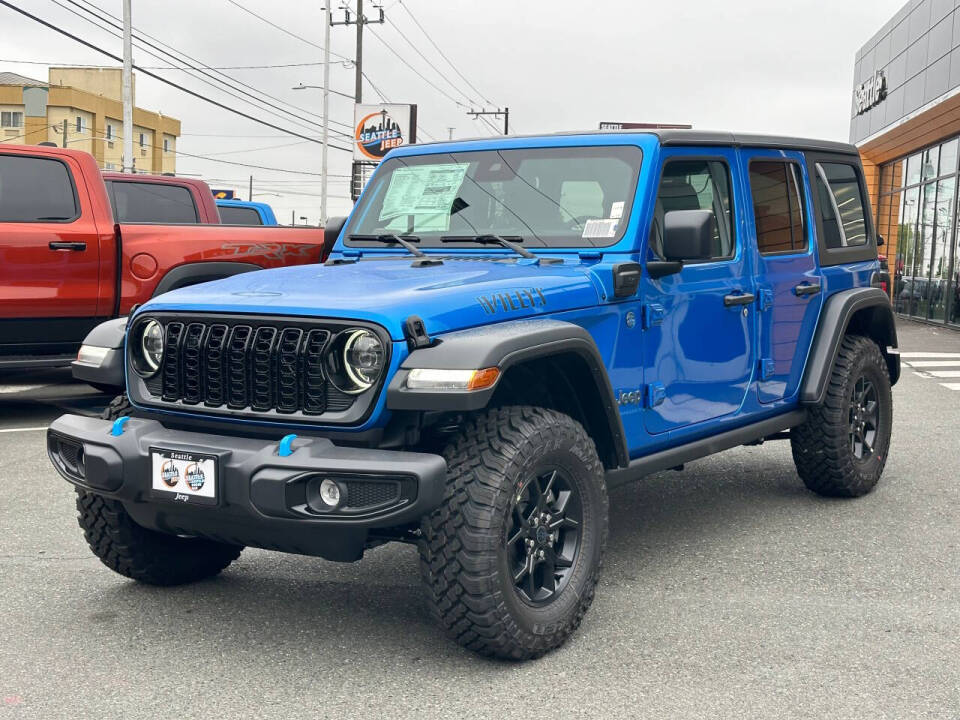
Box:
121;0;134;173
321;1;331;226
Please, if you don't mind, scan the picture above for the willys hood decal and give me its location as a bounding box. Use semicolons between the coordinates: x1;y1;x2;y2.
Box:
142;257;604;340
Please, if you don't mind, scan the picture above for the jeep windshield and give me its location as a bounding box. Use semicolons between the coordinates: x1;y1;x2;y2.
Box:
343;145;642;249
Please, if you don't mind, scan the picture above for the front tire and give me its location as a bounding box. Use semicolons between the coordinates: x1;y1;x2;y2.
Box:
419;406;608;660
791;334;893;497
74;394;243;586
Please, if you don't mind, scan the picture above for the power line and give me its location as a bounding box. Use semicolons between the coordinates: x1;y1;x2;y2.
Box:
0;0;352;151
0;56;353;70
63;0;357;135
366;24;467;109
223;0;353;64
397;0;494;107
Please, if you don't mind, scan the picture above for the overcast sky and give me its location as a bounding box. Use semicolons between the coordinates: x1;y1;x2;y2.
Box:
2;0;905;223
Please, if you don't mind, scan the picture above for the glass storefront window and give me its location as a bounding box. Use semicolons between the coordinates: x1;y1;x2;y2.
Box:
922;147;940;182
930;177;955;322
940;139;959;177
905;153;922;186
894;186;920;315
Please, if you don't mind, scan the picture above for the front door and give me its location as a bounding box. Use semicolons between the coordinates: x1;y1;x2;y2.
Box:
641;148;756;434
741;151;822;403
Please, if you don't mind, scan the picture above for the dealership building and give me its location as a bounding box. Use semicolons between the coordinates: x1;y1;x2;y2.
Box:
853;0;960;328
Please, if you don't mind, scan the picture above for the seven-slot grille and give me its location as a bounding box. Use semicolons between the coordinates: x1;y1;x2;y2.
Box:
154;320;340;415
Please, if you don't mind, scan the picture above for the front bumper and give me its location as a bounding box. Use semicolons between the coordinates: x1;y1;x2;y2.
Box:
47;414;447;562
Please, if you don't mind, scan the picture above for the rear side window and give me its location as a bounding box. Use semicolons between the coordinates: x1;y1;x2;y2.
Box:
218;205;263;225
815;163;869;248
749;161;807;254
0;154;78;222
109;181;199;224
649;159;734;260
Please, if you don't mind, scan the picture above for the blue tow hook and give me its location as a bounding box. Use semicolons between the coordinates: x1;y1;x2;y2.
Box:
110;416;131;436
278;434;298;457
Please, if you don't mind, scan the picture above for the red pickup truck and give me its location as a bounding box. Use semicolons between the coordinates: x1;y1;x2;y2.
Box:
0;145;330;370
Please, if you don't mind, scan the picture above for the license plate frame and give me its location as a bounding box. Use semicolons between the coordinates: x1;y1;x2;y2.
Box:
149;447;218;506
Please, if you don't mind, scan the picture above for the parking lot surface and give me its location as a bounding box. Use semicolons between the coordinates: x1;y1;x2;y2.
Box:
1;320;958;719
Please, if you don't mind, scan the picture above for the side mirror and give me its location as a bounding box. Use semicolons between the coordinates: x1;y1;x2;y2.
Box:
662;209;716;262
323;216;348;256
877;233;885;247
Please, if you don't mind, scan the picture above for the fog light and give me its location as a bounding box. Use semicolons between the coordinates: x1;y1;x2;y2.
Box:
319;479;341;508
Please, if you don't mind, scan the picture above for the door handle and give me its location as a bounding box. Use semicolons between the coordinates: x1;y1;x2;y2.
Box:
723;292;756;307
793;283;821;297
49;241;87;251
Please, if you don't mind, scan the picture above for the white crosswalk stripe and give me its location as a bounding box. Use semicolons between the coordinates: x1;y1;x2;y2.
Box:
901;352;960;391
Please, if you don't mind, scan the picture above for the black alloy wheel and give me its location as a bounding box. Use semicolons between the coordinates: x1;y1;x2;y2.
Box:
849;375;880;461
506;468;583;605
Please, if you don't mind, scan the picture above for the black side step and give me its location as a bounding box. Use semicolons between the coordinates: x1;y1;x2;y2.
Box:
604;409;807;488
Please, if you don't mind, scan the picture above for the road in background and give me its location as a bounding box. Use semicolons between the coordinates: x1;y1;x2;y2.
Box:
1;320;958;719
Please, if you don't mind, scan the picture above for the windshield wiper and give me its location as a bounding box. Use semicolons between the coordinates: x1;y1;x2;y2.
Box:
441;234;537;260
348;233;425;257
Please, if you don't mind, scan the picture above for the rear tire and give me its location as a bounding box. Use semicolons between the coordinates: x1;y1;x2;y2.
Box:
791;334;893;497
74;393;242;586
419;406;608;660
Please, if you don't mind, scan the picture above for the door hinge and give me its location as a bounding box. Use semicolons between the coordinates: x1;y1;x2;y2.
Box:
642;303;666;329
644;382;666;408
758;288;774;312
759;358;775;381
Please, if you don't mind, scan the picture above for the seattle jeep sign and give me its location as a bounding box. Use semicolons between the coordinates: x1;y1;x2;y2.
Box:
854;70;887;115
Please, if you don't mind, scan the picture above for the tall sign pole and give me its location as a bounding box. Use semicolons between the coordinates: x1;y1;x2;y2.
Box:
321;2;332;225
122;0;134;173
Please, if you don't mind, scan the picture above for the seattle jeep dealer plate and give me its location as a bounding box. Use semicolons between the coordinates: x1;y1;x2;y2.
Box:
150;448;217;506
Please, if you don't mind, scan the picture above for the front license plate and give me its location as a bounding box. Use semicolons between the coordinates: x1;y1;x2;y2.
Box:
150;448;217;506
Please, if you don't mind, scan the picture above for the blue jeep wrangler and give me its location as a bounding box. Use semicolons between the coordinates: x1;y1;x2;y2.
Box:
47;130;900;660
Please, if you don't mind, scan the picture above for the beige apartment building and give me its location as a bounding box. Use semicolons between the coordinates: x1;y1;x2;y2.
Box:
0;67;179;174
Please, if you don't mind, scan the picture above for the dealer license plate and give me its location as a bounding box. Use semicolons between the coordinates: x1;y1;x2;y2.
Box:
150;448;217;506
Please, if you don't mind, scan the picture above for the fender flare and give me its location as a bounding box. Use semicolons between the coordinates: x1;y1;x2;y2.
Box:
800;287;900;405
387;318;629;468
152;261;262;298
70;316;129;389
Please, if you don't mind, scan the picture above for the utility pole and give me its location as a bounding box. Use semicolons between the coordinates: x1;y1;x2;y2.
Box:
121;0;134;173
320;1;332;225
447;127;454;140
331;0;385;104
467;107;509;135
248;175;253;202
61;118;68;148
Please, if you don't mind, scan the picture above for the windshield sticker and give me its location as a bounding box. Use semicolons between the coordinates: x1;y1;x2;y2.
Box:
379;164;470;224
610;201;624;219
581;218;619;239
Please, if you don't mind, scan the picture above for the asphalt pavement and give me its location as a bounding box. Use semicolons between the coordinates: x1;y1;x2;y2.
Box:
1;319;958;719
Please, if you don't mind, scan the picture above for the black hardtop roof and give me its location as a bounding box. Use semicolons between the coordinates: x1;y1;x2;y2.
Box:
414;129;859;156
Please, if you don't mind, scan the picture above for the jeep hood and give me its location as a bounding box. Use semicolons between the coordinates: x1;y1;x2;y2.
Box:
143;257;603;340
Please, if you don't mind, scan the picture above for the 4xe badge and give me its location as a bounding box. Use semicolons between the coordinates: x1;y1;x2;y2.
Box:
184;463;206;492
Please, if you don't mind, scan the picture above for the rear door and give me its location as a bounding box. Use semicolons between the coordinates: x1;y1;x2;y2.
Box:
0;151;102;353
741;150;822;403
641;147;756;434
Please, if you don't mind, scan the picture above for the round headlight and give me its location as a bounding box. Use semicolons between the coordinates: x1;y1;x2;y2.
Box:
133;319;164;377
341;329;384;393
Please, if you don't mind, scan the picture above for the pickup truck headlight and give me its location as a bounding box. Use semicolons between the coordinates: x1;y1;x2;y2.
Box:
131;319;164;377
328;328;384;394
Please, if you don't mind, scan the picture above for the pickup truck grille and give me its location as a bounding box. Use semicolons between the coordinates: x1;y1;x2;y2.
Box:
131;314;387;425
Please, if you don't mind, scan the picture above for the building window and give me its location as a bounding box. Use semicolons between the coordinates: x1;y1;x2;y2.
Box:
104;162;116;170
163;138;170;153
106;124;113;140
1;111;24;128
880;136;960;326
139;133;146;148
75;116;85;133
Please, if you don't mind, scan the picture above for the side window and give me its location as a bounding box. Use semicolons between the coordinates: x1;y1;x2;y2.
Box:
815;162;869;248
111;182;199;224
649;159;734;260
749;161;807;254
0;154;78;222
218;205;263;225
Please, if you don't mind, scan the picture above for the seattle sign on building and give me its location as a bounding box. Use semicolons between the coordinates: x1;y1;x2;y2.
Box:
854;70;887;116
